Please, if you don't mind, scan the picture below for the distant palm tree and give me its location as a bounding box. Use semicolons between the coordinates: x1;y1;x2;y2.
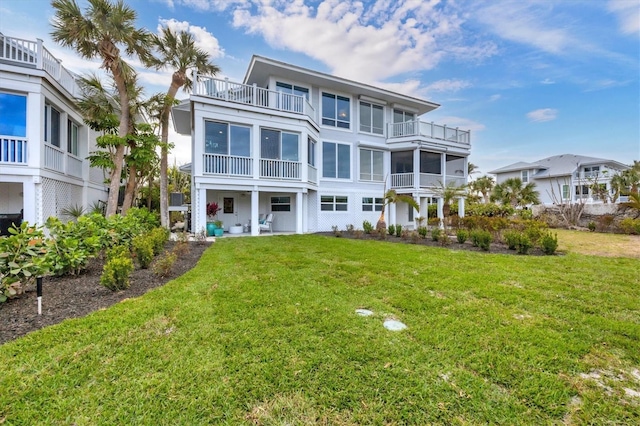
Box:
433;181;467;218
492;178;540;207
51;0;152;216
467;162;479;176
150;27;221;228
470;175;494;204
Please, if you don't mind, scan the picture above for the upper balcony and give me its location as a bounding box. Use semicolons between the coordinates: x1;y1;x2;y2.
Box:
193;75;318;126
0;34;79;97
388;120;470;146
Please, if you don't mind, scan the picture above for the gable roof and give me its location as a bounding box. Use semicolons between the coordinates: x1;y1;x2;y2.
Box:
489;154;630;178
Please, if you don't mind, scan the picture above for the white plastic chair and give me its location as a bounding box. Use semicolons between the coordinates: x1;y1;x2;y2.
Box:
259;213;274;233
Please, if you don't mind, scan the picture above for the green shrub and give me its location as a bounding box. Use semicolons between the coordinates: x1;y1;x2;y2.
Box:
540;232;559;255
587;221;596;232
427;217;441;228
502;230;521;250
132;235;154;269
470;230;492;251
106;245;130;262
362;220;373;234
395;225;402;238
149;227;169;255
439;232;451;246
516;234;533;255
0;222;49;303
431;228;442;241
45;216;101;276
618;218;640;235
100;256;134;291
153;251;177;278
516;209;533;220
417;226;428;238
523;220;548;244
388;224;396;236
466;203;515;218
456;229;468;244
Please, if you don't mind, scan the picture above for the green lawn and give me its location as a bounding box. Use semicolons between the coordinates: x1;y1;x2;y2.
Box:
1;235;639;424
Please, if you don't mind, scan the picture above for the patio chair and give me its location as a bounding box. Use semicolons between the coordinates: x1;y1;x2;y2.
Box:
259;213;274;233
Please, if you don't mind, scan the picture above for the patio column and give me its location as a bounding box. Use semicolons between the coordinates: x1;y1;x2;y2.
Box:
389;202;397;227
413;148;420;190
296;192;303;234
458;197;465;218
437;197;444;228
251;190;260;236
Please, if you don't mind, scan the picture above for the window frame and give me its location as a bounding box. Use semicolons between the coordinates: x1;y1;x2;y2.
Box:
362;197;384;212
521;170;529;183
359;148;384;182
44;104;61;148
204;120;251;157
322;141;351;180
260;128;300;161
0;92;27;137
359;101;384;135
321;91;351;129
307;138;316;167
320;195;348;212
562;184;570;200
271;196;291;212
67;120;79;156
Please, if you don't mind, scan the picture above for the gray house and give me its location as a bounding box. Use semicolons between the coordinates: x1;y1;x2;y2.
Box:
489;154;630;205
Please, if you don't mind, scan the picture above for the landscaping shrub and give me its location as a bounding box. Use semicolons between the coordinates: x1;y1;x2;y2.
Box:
45;216;101;276
149;227;169;256
132;235;154;269
100;256;134;291
431;227;442;242
470;230;492;251
540;232;559;255
439;232;451;246
172;240;191;257
516;209;533;220
153;251;177;278
502;230;520;250
331;225;342;237
596;214;615;232
588;221;596;232
427;217;441;228
0;222;49;303
409;231;420;244
466;203;514;217
362;220;373;234
395;225;402;237
516;234;533;255
106;245;130;262
456;229;468;244
618;218;640;235
388;225;395;236
417;226;428;238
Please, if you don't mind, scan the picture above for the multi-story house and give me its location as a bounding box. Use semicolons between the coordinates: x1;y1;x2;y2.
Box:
0;34;107;234
173;55;471;235
489;154;630;205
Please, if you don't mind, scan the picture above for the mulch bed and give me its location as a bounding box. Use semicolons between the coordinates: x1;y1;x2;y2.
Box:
0;241;211;345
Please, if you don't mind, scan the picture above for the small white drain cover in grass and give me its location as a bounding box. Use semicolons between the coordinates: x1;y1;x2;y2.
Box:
355;309;374;317
384;319;407;331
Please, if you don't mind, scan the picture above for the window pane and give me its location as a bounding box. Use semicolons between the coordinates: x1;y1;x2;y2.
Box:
308;139;315;166
282;132;299;161
420;151;441;174
50;107;60;147
337;144;350;179
363;205;373;211
360;149;371;180
67;121;78;155
391;151;413;173
337;96;350;125
293;86;309;100
323;142;336;178
322;92;335;125
360;102;371;133
362;197;373;204
276;82;292;92
0;93;27;137
372;150;384;181
261;129;280;159
393;109;404;123
205;121;228;154
320;204;333;211
321;195;334;203
230;125;250;157
372;104;384;134
336;203;348;211
336;196;348;203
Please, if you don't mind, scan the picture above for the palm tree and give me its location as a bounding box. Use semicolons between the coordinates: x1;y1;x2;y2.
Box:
150;27;221;228
469;175;494;204
492;178;540;207
432;181;467;218
467;162;479;176
376;189;419;231
51;0;152;217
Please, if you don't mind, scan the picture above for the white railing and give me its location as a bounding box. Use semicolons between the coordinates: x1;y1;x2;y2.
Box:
0;136;28;164
0;35;78;96
44;144;64;172
203;153;252;176
260;159;301;180
67;155;83;178
390;172;414;188
388;120;471;145
308;164;318;184
419;173;441;187
193;76;318;124
445;175;466;187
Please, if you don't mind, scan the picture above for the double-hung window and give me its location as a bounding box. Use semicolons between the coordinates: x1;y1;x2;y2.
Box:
260;129;299;161
359;148;384;181
562;184;570;200
45;104;61;148
322;92;350;129
362;197;383;212
67;120;79;156
359;101;384;134
521;170;529;183
322;142;350;179
271;196;291;212
276;82;309;112
321;195;348;211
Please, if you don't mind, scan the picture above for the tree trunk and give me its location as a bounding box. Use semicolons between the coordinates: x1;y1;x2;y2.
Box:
160;80;182;229
121;163;137;214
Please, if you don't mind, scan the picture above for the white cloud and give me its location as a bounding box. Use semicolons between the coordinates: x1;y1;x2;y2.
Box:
424;79;472;94
158;18;225;59
540;78;555;85
607;0;640;35
489;94;501;102
526;108;558;122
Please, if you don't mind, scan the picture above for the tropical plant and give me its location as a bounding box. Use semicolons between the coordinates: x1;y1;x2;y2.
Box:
469;175;495;204
149;26;221;228
492;178;540;207
51;0;153;217
206;202;221;219
376;189;419;231
432;181;467;218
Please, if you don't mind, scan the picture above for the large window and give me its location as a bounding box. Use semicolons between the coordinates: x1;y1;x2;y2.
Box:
261;129;299;161
322;92;350;128
67;120;79;156
562;184;570;200
393;109;415;123
321;195;348;211
0;93;27;137
362;197;383;212
276;82;309;100
271;196;291;212
308;138;316;166
45;104;61;148
391;151;413;174
322;142;350;179
359;148;384;181
359;101;384;134
204;121;250;157
420;151;441;174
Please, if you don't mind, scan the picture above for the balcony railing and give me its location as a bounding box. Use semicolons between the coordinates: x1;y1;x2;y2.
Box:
308;164;318;184
388;120;470;145
420;173;440;187
0;136;27;164
390;173;466;189
193;76;318;124
67;155;83;178
44;144;64;173
0;35;78;96
260;159;301;180
203;153;252;176
391;173;414;188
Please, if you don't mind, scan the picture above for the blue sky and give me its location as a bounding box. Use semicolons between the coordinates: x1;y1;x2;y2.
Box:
1;0;638;175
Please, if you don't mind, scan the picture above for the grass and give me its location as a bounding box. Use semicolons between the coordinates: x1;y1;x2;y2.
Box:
1;235;639;424
554;228;640;258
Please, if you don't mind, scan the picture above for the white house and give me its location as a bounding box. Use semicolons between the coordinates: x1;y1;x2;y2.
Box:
173;55;471;235
0;34;107;234
489;154;630;205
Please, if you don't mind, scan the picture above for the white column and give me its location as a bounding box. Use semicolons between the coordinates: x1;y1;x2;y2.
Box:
251;190;260;236
252;124;260;180
458;197;465;218
296;191;303;234
195;186;207;235
390;202;397;227
302;192;308;233
413;194;420;227
441;152;446;186
437;197;444;228
413;148;420;190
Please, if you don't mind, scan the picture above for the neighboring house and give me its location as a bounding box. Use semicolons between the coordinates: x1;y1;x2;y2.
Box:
0;34;107;233
489;154;630;205
173;55;471;235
